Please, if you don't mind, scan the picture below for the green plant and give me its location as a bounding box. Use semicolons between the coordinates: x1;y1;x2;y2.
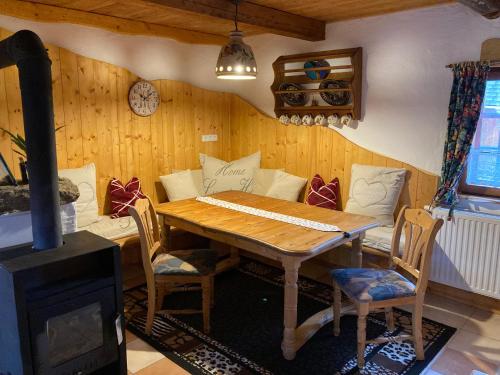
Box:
1;126;64;159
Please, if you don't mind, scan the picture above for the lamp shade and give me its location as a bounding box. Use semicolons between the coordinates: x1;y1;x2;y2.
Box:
216;30;257;80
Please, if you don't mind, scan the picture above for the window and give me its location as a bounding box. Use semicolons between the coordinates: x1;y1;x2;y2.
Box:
461;68;500;198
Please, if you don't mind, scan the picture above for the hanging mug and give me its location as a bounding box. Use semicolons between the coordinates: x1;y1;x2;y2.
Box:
279;114;290;125
290;114;301;125
327;114;340;129
341;114;353;127
302;114;314;126
314;114;327;126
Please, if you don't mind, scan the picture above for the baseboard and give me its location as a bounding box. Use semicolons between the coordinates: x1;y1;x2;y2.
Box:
428;281;500;314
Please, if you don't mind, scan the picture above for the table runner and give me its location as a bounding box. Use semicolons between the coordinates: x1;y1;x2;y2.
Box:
196;196;342;232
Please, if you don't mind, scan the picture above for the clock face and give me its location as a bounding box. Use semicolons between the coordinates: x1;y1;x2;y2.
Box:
128;81;160;116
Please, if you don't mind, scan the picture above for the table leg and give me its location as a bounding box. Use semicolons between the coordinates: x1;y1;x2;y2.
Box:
159;216;171;251
351;233;364;267
281;257;300;360
230;246;240;266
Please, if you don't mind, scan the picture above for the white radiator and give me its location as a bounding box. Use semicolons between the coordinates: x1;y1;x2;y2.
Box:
430;207;500;299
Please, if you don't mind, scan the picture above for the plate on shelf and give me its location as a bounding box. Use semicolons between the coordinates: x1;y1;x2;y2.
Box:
278;83;308;107
319;79;351;106
304;60;330;80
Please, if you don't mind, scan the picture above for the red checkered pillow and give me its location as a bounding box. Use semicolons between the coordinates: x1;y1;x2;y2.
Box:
306;174;340;210
109;177;146;218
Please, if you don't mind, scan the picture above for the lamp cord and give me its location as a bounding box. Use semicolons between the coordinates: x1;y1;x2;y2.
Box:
234;0;239;31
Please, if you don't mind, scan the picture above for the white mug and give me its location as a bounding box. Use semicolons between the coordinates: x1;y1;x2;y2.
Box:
279;114;290;125
302;114;314;126
341;114;353;127
327;114;340;128
314;114;327;126
290;114;301;125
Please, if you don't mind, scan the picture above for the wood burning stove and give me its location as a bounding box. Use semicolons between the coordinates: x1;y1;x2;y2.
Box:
0;31;126;374
0;231;126;374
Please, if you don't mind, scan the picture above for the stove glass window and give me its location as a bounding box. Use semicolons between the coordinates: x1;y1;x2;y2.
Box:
47;302;104;366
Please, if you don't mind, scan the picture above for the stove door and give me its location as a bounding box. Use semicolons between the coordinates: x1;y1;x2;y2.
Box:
29;286;119;375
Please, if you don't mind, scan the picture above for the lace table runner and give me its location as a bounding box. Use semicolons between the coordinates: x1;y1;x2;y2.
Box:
196;196;342;232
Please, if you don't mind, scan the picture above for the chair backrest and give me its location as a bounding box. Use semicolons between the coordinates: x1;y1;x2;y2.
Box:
390;206;443;296
128;197;161;277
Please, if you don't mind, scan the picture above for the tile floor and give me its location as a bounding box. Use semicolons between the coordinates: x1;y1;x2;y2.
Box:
125;293;500;374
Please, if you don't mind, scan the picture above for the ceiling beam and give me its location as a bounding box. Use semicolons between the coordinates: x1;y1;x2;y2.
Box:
457;0;500;18
141;0;326;41
0;0;227;45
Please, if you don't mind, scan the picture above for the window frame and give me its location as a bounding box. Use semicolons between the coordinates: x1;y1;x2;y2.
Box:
459;67;500;199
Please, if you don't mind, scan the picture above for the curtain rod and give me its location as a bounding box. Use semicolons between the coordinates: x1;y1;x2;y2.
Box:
446;59;500;68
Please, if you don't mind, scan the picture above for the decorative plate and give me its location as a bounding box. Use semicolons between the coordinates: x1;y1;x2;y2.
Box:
304;60;330;80
319;79;351;106
279;83;308;107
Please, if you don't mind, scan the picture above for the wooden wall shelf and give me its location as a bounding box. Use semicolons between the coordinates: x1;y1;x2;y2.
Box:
271;48;362;120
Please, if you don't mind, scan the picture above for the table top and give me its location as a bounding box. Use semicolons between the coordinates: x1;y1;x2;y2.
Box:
156;191;378;256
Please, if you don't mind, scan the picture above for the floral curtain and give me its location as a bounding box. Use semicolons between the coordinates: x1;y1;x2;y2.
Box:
431;61;490;211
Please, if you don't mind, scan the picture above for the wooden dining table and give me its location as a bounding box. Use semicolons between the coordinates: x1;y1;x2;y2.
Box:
155;191;378;360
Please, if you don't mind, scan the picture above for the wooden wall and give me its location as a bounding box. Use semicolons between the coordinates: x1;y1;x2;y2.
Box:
0;26;438;213
230;96;439;211
0;27;231;212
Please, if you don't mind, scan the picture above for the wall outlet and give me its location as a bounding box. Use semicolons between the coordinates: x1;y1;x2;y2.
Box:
202;134;218;142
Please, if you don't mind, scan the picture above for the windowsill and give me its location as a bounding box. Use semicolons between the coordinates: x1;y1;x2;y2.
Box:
456;194;500;216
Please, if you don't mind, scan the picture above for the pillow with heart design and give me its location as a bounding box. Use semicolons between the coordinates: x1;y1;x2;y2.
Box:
344;164;406;227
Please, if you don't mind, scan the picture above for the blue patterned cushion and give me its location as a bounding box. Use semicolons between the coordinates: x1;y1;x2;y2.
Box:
153;249;217;276
331;268;416;302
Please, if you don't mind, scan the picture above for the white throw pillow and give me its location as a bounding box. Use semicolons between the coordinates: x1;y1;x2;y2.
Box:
172;169;203;195
200;152;261;195
265;171;307;202
160;170;202;202
344;164;406;227
251;168;284;196
59;163;99;227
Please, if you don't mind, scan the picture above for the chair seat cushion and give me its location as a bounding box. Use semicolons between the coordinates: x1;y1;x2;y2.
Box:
153;249;217;276
331;268;416;303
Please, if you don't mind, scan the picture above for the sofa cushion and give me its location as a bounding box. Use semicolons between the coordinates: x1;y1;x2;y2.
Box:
306;174;340;210
160;169;202;202
78;214;138;241
345;164;406;227
59;163;99;227
109;177;146;218
363;226;405;253
200;152;260;195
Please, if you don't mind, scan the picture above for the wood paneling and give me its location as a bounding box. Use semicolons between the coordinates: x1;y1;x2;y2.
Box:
9;0;452;43
0;27;231;213
0;27;437;216
229;95;439;210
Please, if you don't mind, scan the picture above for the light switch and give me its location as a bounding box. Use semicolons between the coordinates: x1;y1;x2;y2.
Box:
202;134;218;142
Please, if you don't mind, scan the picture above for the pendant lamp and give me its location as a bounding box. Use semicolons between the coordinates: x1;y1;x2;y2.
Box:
215;0;257;80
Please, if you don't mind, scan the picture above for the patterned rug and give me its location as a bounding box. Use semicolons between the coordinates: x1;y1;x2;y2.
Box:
124;258;455;374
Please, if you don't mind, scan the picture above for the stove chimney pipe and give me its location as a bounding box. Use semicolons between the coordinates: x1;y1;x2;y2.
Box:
0;30;62;250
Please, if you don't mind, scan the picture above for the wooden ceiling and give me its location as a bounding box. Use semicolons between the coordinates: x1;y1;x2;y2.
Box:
7;0;456;44
249;0;454;22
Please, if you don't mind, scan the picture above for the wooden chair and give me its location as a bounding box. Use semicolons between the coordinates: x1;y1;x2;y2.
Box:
331;206;443;370
129;197;217;335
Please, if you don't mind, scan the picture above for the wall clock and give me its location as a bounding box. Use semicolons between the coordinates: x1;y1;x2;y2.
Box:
128;80;160;116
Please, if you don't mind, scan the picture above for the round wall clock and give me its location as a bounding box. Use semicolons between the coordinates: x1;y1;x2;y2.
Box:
128;80;160;116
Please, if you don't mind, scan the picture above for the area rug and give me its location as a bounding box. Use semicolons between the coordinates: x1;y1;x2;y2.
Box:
124;258;456;375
